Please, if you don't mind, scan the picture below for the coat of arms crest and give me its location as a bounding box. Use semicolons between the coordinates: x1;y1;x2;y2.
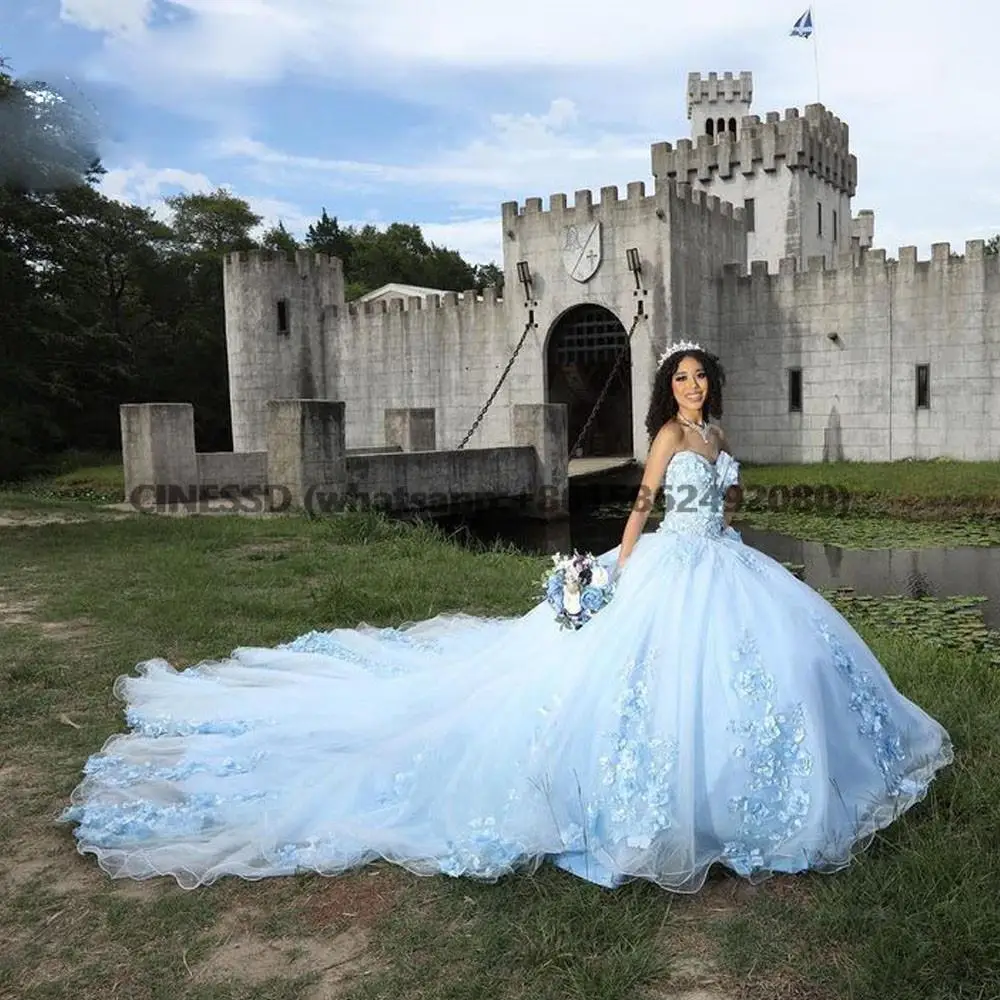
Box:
561;221;602;283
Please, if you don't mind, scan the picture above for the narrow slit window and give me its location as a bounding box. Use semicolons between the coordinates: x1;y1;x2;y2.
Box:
788;367;803;412
916;364;930;409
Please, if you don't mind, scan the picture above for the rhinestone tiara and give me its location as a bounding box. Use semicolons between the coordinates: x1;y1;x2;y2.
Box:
657;339;703;368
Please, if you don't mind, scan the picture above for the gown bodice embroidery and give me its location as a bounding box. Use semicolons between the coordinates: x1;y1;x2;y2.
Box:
657;449;740;538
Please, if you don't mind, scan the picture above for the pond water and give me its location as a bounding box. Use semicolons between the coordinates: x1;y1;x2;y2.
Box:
433;504;1000;629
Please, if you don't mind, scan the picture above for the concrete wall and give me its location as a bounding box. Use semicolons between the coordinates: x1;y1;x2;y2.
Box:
501;179;745;459
501;182;663;451
716;240;1000;463
343;447;537;512
224;250;344;452
685;71;753;145
668;182;748;366
327;288;518;453
651;103;857;271
198;451;266;489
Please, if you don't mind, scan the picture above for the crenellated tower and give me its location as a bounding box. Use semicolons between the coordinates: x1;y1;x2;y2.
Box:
686;71;753;143
654;71;868;270
223;250;344;452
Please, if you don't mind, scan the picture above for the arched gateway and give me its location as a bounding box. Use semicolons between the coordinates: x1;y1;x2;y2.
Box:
545;304;633;458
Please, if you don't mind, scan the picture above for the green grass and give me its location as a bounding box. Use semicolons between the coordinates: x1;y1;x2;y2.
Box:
0;500;996;1000
742;456;1000;498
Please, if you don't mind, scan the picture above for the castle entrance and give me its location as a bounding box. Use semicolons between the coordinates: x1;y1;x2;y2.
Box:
546;304;633;458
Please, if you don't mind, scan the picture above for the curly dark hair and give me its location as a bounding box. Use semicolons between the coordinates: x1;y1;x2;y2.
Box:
645;348;726;441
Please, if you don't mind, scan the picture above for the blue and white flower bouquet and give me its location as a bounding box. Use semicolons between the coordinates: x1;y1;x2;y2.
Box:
542;550;615;630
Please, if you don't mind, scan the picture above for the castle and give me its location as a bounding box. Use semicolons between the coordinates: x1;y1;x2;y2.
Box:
222;71;1000;466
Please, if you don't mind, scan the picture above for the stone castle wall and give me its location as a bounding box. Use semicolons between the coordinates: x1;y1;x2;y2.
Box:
714;241;1000;463
329;288;521;452
653;103;857;270
224;251;344;452
501;178;746;456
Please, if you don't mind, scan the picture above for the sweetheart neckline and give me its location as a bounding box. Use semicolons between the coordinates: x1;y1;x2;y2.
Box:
668;448;732;469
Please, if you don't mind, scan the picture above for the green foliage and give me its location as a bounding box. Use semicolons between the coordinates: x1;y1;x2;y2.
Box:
260;220;299;253
165;186;262;253
0;62;500;482
305;208;504;299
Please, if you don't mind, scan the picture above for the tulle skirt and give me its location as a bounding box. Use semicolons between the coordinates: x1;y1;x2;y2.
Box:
61;525;954;891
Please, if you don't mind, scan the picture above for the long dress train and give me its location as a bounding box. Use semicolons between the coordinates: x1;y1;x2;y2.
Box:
60;449;954;891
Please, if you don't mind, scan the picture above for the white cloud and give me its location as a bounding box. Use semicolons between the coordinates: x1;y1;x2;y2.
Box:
100;163;212;212
65;0;1000;262
60;0;153;37
416;218;501;266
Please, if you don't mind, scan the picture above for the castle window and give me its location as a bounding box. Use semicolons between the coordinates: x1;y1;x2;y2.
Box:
833;210;838;243
728;117;737;137
788;368;803;412
706;118;714;137
717;117;725;135
744;198;755;233
817;202;822;236
276;298;290;336
915;364;930;409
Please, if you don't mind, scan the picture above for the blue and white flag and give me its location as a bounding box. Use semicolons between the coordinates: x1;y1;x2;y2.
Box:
790;8;813;37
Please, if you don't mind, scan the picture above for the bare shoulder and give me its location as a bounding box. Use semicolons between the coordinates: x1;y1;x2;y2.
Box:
641;421;684;488
653;420;685;452
712;423;730;453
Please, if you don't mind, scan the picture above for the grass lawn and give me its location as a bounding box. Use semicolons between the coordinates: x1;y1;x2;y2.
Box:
0;471;997;999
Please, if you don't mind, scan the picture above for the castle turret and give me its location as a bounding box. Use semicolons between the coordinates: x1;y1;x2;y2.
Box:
654;72;858;270
223;250;344;452
687;71;753;143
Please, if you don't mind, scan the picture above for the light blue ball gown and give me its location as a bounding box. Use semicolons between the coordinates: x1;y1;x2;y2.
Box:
61;449;954;891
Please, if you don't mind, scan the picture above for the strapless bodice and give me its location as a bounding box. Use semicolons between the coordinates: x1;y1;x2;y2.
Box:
657;449;739;538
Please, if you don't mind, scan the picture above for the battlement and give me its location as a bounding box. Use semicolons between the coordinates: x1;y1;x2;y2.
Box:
501;180;656;224
224;249;343;271
652;101;856;196
339;284;505;319
687;71;753;113
500;176;744;228
718;240;996;284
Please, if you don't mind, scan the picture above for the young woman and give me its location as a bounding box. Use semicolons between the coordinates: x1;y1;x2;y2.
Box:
61;342;953;893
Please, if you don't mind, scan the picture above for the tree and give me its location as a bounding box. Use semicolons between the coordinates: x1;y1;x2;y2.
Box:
164;188;261;254
0;83;504;483
474;261;504;291
985;235;999;256
260;220;298;253
304;208;355;268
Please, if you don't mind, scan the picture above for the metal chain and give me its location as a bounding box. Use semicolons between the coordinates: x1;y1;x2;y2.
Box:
567;312;642;458
456;315;535;450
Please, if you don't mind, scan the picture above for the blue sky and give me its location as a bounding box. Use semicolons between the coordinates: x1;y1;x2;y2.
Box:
7;0;999;265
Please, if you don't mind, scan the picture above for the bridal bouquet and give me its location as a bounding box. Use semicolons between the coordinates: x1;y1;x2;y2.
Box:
542;551;615;630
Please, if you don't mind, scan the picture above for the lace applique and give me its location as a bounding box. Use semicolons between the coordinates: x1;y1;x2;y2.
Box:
124;710;257;738
62;790;274;847
370;748;530;879
813;618;909;794
727;543;765;575
82;751;266;786
722;630;814;875
657;450;740;542
597;649;679;849
367;626;444;653
278;630;409;676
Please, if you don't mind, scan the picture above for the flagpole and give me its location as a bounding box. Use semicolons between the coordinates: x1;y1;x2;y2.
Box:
812;5;821;102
